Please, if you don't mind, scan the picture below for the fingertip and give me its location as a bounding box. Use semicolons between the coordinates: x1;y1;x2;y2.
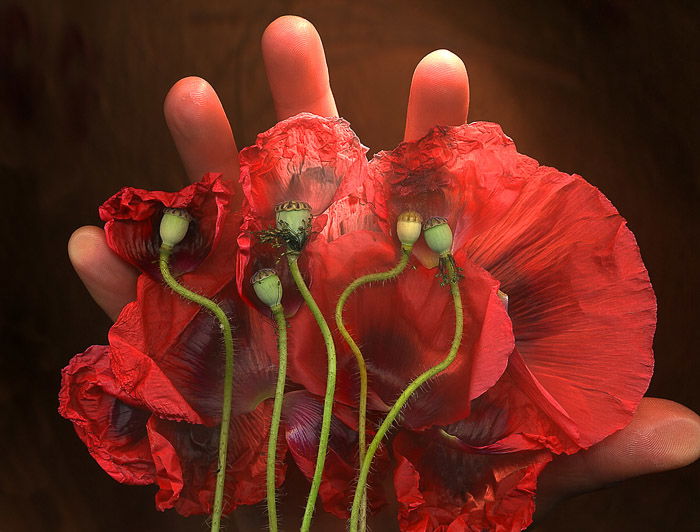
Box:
405;49;470;142
261;15;337;119
163;76;230;143
629;398;700;472
262;15;319;52
162;76;238;185
68;225;106;273
68;226;138;321
413;49;469;88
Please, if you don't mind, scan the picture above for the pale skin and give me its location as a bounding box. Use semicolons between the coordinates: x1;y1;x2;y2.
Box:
67;15;700;530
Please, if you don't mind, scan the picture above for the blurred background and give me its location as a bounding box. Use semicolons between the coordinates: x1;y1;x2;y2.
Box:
1;1;698;530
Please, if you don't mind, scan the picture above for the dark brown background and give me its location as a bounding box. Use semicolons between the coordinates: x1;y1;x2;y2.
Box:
1;1;698;531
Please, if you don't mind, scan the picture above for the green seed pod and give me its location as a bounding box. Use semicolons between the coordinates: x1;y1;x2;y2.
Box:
251;268;283;307
396;211;423;246
160;208;192;248
275;200;312;236
422;216;453;255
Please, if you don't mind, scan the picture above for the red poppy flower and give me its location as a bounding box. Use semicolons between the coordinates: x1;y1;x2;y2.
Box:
363;122;654;530
58;122;381;518
60;115;655;532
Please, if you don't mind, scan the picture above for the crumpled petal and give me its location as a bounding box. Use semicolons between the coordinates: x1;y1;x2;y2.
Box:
58;345;155;484
282;390;388;518
393;429;551;532
287;229;514;429
370;121;655;450
100;172;232;280
236;113;369;314
109;280;280;425
146;400;281;515
239;113;368;219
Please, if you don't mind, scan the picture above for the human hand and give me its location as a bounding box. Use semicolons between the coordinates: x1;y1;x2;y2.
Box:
66;15;700;530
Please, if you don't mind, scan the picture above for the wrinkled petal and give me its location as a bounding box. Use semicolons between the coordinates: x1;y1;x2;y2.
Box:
371;122;655;449
239;113;368;219
283;391;387;518
288;230;514;429
318;195;384;242
109;280;280;425
440;351;582;456
393;430;551;532
236;113;369;314
100;172;232;279
58;345;155;484
147;400;280;515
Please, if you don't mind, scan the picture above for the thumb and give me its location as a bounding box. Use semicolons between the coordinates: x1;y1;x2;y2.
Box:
535;397;700;518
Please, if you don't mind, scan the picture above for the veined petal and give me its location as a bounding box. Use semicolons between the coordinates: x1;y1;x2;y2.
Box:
288;230;514;428
146;400;280;515
239;113;368;220
236;113;369;314
58;345;155;485
109;280;280;425
319;194;384;242
282;391;388;518
371;121;655;450
100;172;232;280
463;166;655;450
393;430;551;532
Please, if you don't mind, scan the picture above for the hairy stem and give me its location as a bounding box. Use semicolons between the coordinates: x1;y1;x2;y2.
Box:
335;244;412;531
288;255;337;532
348;254;464;532
158;246;235;532
266;304;288;532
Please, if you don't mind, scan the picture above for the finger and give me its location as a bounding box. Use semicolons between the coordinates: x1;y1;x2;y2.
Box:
68;226;138;321
404;49;469;142
163;76;239;185
262;15;338;120
535;397;700;517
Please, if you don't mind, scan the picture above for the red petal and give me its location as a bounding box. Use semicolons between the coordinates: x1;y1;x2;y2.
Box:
146;400;281;515
100;172;232;280
239;113;368;220
287;230;514;429
236;113;369;314
393;429;551;532
109;280;280;425
58;345;155;485
371;122;655;449
283;391;388;518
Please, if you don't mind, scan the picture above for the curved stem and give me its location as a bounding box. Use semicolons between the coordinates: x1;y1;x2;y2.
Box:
348;254;464;532
159;246;235;532
334;244;412;531
266;304;288;532
288;255;337;532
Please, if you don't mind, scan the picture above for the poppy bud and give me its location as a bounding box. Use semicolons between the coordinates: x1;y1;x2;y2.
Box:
396;211;423;246
160;208;192;248
275;200;312;236
423;216;453;255
251;268;283;307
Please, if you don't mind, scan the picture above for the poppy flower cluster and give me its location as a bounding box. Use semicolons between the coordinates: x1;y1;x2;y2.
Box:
59;113;656;531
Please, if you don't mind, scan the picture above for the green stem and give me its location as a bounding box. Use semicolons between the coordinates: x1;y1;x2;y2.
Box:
334;244;412;531
287;255;337;532
266;304;288;532
348;254;464;532
158;246;235;532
